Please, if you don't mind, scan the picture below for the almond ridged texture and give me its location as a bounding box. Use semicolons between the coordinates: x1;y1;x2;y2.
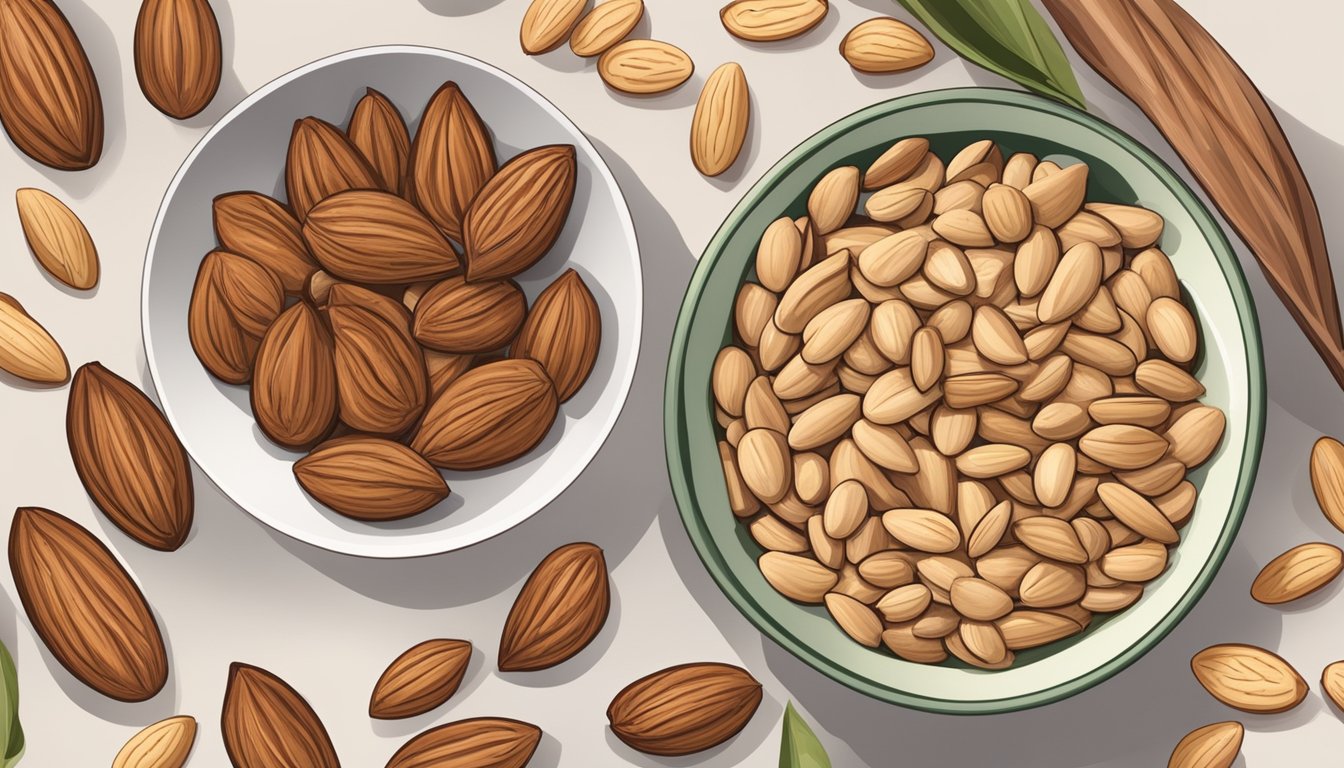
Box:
0;291;68;383
222;663;340;768
1190;644;1307;714
607;662;763;756
343;87;410;195
407;82;496;241
691;62;749;177
250;302;337;450
133;0;220;119
328;304;427;436
294;437;448;522
370;639;472;720
520;0;585;54
212;192;315;294
385;718;541;768
597;40;695;94
113;715;197;768
510;268;601;401
412;276;526;354
303;189;462;284
499;542;610;671
411;358;558;469
570;0;643;56
68;362;194;551
840;17;934;74
327;282;411;331
285;116;382;220
0;0;103;169
720;0;828;42
1168;721;1243;768
9;507;168;702
187;250;284;384
15;187;99;289
464;144;576;282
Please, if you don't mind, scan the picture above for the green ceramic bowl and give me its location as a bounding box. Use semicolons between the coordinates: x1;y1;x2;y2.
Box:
665;88;1265;714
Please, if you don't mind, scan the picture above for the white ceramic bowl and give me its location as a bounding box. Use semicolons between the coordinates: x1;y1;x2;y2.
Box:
142;46;641;558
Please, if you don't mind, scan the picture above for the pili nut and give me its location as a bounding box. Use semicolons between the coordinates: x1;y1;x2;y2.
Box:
212;192;315;294
598;40;694;94
499;543;610;671
133;0;221;119
303;189;462;284
412;275;526;354
369;639;472;720
0;291;69;384
520;0;586;54
284;116;382;220
464;144;576;281
0;0;104;169
691;62;750;177
251;303;337;450
68;362;194;551
222;663;339;768
411;359;558;470
840;17;933;74
386;718;542;768
1250;542;1344;605
188;250;284;384
113;715;197;768
407;82;496;242
1168;721;1243;768
294;437;448;522
1311;436;1344;534
607;662;763;756
329;303;427;436
1190;644;1307;714
9;507;168;701
15;187;99;289
347;87;411;195
570;0;644;57
510;268;602;401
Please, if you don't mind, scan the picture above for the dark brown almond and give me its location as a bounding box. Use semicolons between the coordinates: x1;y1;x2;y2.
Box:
187;250;284;383
511;268;601;401
412;276;526;354
133;0;221;119
370;639;472;720
250;303;337;450
425;351;475;401
347;87;410;195
294;437;448;521
385;717;541;768
410;359;558;470
463;144;576;282
285;116;382;220
222;663;339;768
328;304;427;436
303;189;462;284
407;82;496;242
499;543;610;672
326;282;411;331
607;662;762;756
212;192;316;294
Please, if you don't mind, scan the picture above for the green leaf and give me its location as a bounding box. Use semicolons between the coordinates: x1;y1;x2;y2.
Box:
896;0;1087;110
779;702;831;768
0;642;17;767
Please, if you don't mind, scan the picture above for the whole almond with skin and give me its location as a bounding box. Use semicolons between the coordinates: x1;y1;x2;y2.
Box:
347;88;410;195
407;82;496;242
570;0;643;56
608;663;762;756
0;291;68;383
1168;721;1243;768
304;190;462;284
326;282;410;331
1311;436;1344;534
598;40;694;94
511;268;601;401
329;304;427;436
1250;542;1343;605
113;715;197;768
691;62;749;177
222;663;339;768
285;116;382;220
412;359;558;470
251;302;337;450
500;543;609;671
212;192;315;294
1323;662;1344;713
413;276;526;354
0;0;103;169
387;718;541;768
370;639;472;720
1191;644;1307;714
1019;561;1086;608
520;0;585;54
840;18;933;74
9;507;168;701
713;346;754;416
1086;202;1163;249
68;362;194;550
188;250;283;384
464;144;576;281
134;0;220;119
425;350;475;401
295;437;448;521
720;0;828;42
15;187;99;289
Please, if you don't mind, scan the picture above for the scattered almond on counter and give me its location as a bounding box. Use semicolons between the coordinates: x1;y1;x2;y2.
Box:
691;62;750;177
0;291;68;384
1190;644;1307;714
720;0;829;42
369;639;473;720
113;715;197;768
608;663;762;756
840;18;934;74
222;663;340;768
386;718;542;768
499;543;610;672
15;187;99;289
598;39;695;94
570;0;644;57
133;0;221;119
1167;721;1242;768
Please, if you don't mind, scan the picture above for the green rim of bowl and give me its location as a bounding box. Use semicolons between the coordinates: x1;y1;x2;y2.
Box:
664;87;1265;714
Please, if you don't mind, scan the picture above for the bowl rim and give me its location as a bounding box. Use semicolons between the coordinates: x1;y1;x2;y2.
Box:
664;86;1265;713
141;44;643;558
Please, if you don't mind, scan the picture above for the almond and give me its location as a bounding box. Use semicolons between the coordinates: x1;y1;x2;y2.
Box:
932;210;994;249
133;0;220;119
1102;539;1168;582
68;363;194;550
1164;405;1225;467
863;367;941;424
930;404;975;455
950;577;1012;621
113;715;197;768
825;592;883;647
1133;248;1180;299
737;283;778;346
720;0;827;41
858;230;927;287
802;299;868;364
737;427;792;503
1079;424;1169;470
407;82;496;242
1168;721;1243;768
326;281;411;330
691;62;749;177
1190;644;1307;714
212;192;315;294
840;17;933;73
1311;436;1344;534
387;718;541;768
598;40;694;94
851;419;917;472
808;166;860;235
759;551;836;602
347;87;411;195
222;663;339;768
882;508;960;553
9;507;168;701
864;138;929;191
520;0;586;54
412;359;558;469
1018;561;1086;607
720;441;761;517
995;610;1081;650
0;291;68;383
1023;162;1087;228
511;268;601;401
1038;242;1102;323
607;663;762;756
877;583;931;622
956;444;1030;479
304;189;461;284
15;187;99;289
775;251;851;333
910;326;944;391
464;144;576;281
1034;442;1076;507
1323;662;1344;713
1136;359;1205;401
1097;482;1178;544
412;276;526;354
329;303;427;435
1250;542;1343;605
1148;296;1198;363
369;639;471;720
1088;396;1170;427
499;542;609;671
972;305;1028;365
712;346;754;416
0;0;103;169
294;437;448;521
789;394;860;450
285;116;382;219
250;303;337;450
755;217;803;292
570;0;643;56
982;183;1032;243
188;250;284;384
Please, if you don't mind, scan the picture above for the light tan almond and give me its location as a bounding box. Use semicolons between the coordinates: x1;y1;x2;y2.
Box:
840;17;933;74
749;514;805;553
975;545;1039;595
570;0;643;56
870;298;920;364
932;210;994;249
15;187;99;289
802;299;869;364
851;419;917;472
1074;285;1122;334
863;367;941;424
949;577;1012;621
1116;457;1186;497
1136;359;1205;401
995;610;1081;650
1025;321;1070;360
808;166;860;235
1098;482;1179;544
930;405;975;456
1038;242;1102;324
957;619;1008;664
1250;542;1343;605
1167;721;1243;768
874;584;928;623
0;292;68;384
1001;152;1037;189
1081;583;1143;612
965;499;1011;558
1018;561;1086;607
1030;402;1088;441
806;516;843;569
1190;644;1307;714
692;62;749;177
744;376;790;433
831;438;911;510
1102;540;1168;583
1015;517;1088;564
882;508;960;553
942;373;1018;409
1079;424;1169;470
843;519;897;566
1147;296;1198;363
759;552;837;603
720;442;761;518
1056;210;1121;251
945;631;1013;669
956;444;1030;479
882;625;948;663
1019;354;1072;402
1031;442;1074;508
933;180;984;215
1014;225;1059;297
858;551;914;588
1323;662;1344;713
1072;517;1110;562
922;241;975;296
821;479;867;539
1133;248;1181;299
970;305;1027;366
910;327;944;392
113;715;197;768
756;217;803;292
788;394;861;450
720;0;828;42
915;555;973;601
521;0;586;53
1022;162;1087;227
858;231;927;289
1312;436;1344;535
1059;330;1136;376
863;138;929;190
1085;202;1163;249
1033;160;1062;181
824;593;882;647
1088;396;1171;427
712;346;754;416
598;40;694;94
737;428;792;504
981;183;1032;243
775;251;851;333
1165;406;1226;467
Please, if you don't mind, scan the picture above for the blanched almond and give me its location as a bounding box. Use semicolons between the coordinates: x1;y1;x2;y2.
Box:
759;552;836;603
808;166;861;234
882;508;960;553
1038;242;1102;323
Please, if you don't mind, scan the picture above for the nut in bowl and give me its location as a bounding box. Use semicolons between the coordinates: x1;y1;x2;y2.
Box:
144;47;641;557
668;89;1263;712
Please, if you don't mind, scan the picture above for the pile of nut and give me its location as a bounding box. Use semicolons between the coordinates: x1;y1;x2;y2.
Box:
715;137;1227;668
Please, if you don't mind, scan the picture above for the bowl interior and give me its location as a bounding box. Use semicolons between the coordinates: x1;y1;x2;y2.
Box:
666;88;1263;713
143;46;641;558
